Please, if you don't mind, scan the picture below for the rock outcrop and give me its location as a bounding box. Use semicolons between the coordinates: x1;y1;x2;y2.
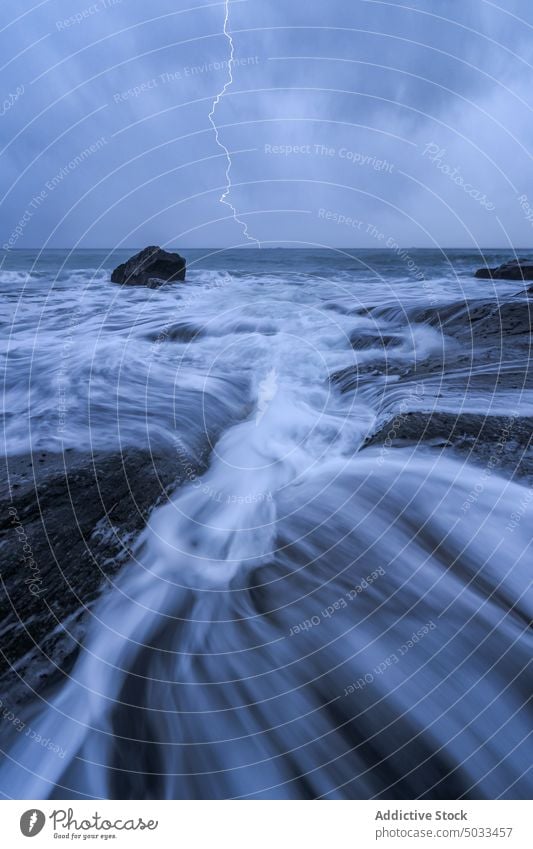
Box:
111;246;186;287
475;258;533;280
0;448;196;706
363;412;533;483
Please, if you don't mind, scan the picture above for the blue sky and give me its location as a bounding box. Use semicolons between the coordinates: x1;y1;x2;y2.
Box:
2;0;533;248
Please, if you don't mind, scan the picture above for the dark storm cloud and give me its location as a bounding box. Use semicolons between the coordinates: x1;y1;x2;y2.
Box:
2;0;533;248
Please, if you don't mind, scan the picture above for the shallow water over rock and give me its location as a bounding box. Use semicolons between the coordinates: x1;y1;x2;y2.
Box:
1;248;532;799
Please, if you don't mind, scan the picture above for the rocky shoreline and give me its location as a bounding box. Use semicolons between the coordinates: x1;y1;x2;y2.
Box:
475;258;533;281
111;246;186;287
0;448;199;705
334;286;533;481
364;412;533;484
2;262;532;709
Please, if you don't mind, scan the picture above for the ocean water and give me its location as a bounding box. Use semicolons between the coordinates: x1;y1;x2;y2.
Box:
0;248;532;799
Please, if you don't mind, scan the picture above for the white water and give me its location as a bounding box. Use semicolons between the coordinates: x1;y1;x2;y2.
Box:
1;251;532;798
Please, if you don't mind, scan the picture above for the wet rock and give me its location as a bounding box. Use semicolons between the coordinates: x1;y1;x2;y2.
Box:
111;246;186;287
475;259;533;280
364;412;533;482
0;449;199;703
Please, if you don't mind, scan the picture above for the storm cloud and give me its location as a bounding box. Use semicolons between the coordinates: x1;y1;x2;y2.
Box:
2;0;533;248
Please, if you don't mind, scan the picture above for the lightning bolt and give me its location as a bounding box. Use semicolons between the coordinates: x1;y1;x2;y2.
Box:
28;811;38;833
208;0;260;246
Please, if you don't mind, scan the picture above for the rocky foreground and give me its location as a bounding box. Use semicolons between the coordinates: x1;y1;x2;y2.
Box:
2;273;532;708
0;449;199;704
332;287;533;481
365;412;533;482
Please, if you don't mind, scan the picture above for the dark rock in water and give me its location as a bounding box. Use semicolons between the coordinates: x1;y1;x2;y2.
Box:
111;246;186;287
145;320;204;343
331;293;533;473
475;259;533;280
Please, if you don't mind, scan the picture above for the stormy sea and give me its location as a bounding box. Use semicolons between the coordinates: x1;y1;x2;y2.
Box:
0;247;532;800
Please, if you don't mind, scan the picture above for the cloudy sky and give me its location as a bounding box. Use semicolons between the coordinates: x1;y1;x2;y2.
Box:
2;0;533;248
